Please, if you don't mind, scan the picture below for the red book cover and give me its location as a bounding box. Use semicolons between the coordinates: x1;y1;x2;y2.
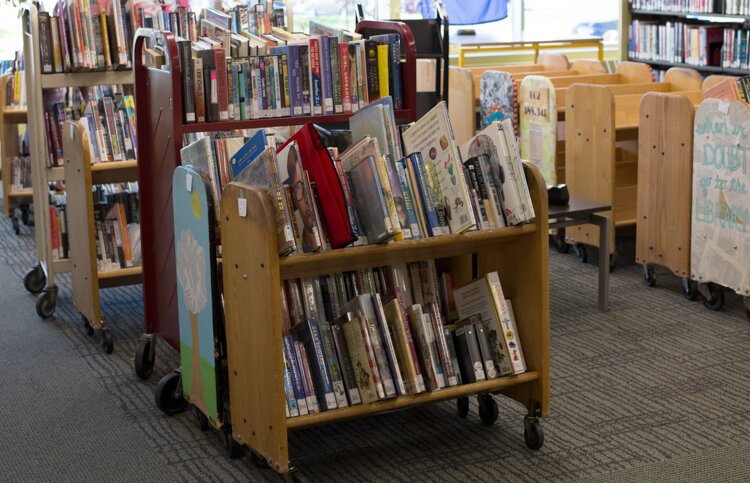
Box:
50;206;60;256
339;42;352;113
277;123;354;249
213;47;230;120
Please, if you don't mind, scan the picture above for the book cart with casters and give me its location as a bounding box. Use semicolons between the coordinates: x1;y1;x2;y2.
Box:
21;3;135;321
691;99;750;320
61;122;143;354
636;92;699;299
563;68;704;271
1;73;31;235
131;19;418;380
219;161;550;475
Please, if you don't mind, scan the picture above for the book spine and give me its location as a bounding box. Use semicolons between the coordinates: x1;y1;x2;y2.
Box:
214;49;229;120
339;42;352;113
280;53;291;117
422;313;446;388
443;326;462;385
50;17;63;73
103;98;122;160
227;60;235;120
377;44;389;97
357;309;385;399
272;56;283;117
39;12;54;73
308;39;323;115
90;2;105;67
393;289;425;392
373;294;406;396
347;43;359;111
390;36;403;109
320;37;334;114
331;323;361;405
455;325;486;383
177;40;195;122
474;322;498;379
231;62;240;120
428;302;458;387
302;318;337;410
329;36;343;113
194;57;206;123
295;341;319;413
318;321;349;408
485;273;524;374
365;40;380;102
288;46;302;117
408;153;442;236
283;335;309;415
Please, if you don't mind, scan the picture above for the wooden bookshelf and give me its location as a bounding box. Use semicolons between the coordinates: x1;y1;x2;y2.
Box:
0;73;29;229
219;161;550;474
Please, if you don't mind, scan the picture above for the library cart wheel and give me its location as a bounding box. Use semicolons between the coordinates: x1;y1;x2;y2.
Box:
477;394;498;426
12;216;20;235
682;278;699;301
552;233;570;254
702;283;725;311
457;397;470;418
574;244;588;264
643;265;656;287
82;315;94;336
609;253;617;273
101;328;114;354
195;407;209;431
35;291;55;319
250;450;270;469
134;338;155;380
154;371;187;416
524;420;544;450
224;427;241;459
23;264;45;294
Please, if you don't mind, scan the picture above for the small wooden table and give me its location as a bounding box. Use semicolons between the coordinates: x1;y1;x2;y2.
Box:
450;33;604;67
548;197;611;311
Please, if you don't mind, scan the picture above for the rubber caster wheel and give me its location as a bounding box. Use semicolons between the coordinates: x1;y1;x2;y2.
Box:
251;450;270;469
134;337;155;380
195;408;209;431
154;371;187;416
82;315;94;336
477;394;498;426
35;290;55;319
224;428;241;459
574;244;588;264
457;397;469;418
682;278;698;301
643;265;656;287
23;265;45;294
524;419;544;450
12;217;20;235
702;283;725;311
553;233;570;254
101;328;113;354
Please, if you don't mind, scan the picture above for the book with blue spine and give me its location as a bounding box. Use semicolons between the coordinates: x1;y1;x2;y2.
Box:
394;158;421;239
407;153;444;236
282;344;300;417
229;129;266;179
308;37;323;115
282;335;309;415
292;318;338;411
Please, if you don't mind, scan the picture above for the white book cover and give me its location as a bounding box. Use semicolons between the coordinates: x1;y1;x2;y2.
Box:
401;101;476;234
486;272;526;374
500;118;536;221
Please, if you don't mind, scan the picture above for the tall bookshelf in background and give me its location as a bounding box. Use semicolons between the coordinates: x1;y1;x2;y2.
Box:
622;0;750;79
0;71;31;235
21;3;141;353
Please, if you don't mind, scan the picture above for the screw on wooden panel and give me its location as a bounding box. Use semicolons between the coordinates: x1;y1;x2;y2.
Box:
681;143;685;147
603;128;607;133
662;152;665;156
235;264;238;268
571;104;574;108
234;370;238;375
252;430;256;436
244;418;247;423
260;263;265;268
643;216;647;219
269;425;273;430
226;216;229;222
578;132;581;136
649;246;653;250
678;247;681;250
652;145;656;149
646;114;649;118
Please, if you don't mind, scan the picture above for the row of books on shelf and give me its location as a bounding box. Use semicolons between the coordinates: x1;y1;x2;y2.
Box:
159;14;403;123
0;51;23;74
9;156;32;193
181;99;534;256
92;184;140;272
46;85;136;167
4;70;26;109
703;74;750;103
629;0;750;14
281;265;526;416
721;28;750;69
628;20;723;66
37;0;133;73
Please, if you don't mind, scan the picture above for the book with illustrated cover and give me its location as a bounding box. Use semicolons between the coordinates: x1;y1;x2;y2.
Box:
292;318;338;411
341;313;381;403
294;341;319;413
277;141;322;253
500;118;535;221
383;296;426;394
234;146;296;256
331;317;362;405
318;321;349;408
372;293;406;396
402;102;476;234
407;304;445;391
179;136;220;219
345;155;393;245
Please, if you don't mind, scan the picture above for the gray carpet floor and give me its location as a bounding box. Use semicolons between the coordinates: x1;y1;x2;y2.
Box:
1;213;750;482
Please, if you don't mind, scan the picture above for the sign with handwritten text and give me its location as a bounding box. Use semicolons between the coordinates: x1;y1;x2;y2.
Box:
520;76;557;185
691;99;750;295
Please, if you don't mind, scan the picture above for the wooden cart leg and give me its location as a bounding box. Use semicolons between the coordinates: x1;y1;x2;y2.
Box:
590;213;610;312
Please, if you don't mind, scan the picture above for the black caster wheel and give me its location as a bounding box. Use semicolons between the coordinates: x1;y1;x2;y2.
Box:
457;397;469;418
101;328;114;354
195;408;209;431
224;428;241;459
23;264;45;294
12;216;20;235
250;450;270;468
682;278;698;301
524;419;544;450
609;253;617;273
702;283;725;311
574;244;588;264
35;290;56;319
82;315;94;336
643;265;656;287
552;233;570;254
477;394;498;426
134;337;155;380
154;370;187;416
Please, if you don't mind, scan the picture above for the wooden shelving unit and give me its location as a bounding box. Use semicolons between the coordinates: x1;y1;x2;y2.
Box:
219;162;550;473
0;73;31;233
61;121;141;353
21;4;137;353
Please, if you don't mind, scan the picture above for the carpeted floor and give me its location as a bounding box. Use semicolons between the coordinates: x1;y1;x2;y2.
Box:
1;213;749;482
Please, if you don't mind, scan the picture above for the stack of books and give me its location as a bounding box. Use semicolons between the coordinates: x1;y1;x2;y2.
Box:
181;98;534;258
10;156;32;193
92;183;141;272
45;84;137;167
37;0;133;73
4;53;26;110
279;267;527;416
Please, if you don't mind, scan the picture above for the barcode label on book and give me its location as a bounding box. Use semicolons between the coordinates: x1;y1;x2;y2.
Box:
284;225;294;242
238;197;247;217
186;174;192;192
